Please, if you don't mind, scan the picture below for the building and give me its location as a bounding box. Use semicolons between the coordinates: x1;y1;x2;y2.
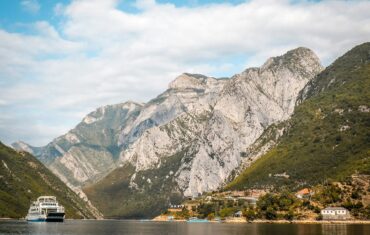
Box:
295;188;312;199
230;191;245;197
245;189;267;198
321;207;351;220
182;201;200;212
168;204;184;213
234;211;243;217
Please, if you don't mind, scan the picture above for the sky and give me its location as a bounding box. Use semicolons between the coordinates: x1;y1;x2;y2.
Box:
0;0;369;146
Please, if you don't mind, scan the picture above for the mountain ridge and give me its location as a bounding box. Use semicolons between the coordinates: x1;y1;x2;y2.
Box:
84;47;322;218
12;46;323;218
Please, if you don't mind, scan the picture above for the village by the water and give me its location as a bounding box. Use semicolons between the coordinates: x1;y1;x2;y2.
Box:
153;174;370;223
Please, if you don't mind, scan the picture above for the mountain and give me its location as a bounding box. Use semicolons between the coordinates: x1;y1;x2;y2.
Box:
11;141;42;156
227;42;370;190
0;142;101;218
13;102;143;189
13;47;323;218
83;48;322;218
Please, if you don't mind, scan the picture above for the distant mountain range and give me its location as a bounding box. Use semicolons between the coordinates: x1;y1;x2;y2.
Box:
11;42;369;219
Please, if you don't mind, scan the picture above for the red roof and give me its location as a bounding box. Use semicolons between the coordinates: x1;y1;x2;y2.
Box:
296;188;310;195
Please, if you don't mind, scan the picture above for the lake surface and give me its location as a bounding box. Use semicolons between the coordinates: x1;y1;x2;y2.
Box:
0;220;369;235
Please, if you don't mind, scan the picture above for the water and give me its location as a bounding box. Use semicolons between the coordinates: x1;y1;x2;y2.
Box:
0;220;369;235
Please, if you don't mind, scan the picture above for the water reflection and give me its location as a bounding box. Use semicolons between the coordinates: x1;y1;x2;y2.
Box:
0;220;369;235
322;224;348;235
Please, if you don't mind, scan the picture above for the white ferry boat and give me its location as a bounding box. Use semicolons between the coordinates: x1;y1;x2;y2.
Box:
26;196;65;222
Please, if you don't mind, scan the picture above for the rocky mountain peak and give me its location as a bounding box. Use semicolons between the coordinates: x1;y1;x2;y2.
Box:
168;73;210;90
260;47;323;76
11;141;33;151
11;141;42;156
297;42;370;103
82;101;143;125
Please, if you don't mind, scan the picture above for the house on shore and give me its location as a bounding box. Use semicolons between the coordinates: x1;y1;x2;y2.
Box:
321;207;351;220
168;204;184;213
295;188;312;199
182;200;200;212
234;211;243;217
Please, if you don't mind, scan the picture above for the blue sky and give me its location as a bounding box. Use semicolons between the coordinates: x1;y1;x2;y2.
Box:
0;0;369;146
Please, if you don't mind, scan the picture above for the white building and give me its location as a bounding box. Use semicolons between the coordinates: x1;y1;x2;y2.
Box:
321;207;350;220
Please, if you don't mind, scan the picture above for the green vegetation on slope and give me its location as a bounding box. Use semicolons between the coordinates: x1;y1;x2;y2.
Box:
84;150;188;219
0;142;96;219
177;175;370;221
228;42;370;190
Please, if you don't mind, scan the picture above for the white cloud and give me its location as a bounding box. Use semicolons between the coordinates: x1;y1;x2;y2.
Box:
54;2;65;15
134;0;157;10
0;99;8;106
20;0;40;14
1;0;370;146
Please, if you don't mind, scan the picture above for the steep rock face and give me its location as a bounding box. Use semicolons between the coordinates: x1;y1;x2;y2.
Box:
117;47;323;197
118;73;226;149
13;102;143;187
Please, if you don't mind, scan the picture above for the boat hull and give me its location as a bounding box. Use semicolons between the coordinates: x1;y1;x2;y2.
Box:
27;218;47;222
46;212;65;222
187;219;208;223
27;212;65;222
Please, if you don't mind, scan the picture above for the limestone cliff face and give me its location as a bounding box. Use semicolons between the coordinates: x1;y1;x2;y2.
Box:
13;102;143;186
117;47;323;197
13;47;323;199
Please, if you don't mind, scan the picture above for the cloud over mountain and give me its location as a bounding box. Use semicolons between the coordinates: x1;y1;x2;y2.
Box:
0;0;369;145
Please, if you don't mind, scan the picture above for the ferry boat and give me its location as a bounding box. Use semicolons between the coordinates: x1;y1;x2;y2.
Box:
26;196;65;222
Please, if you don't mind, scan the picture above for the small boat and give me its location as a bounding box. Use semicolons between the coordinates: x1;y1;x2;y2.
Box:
213;217;222;222
140;219;151;222
26;196;65;222
187;217;208;223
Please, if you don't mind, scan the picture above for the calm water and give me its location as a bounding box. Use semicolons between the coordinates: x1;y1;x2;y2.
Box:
0;220;369;235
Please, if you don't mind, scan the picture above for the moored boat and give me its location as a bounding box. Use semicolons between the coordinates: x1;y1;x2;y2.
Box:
26;196;65;222
187;217;208;223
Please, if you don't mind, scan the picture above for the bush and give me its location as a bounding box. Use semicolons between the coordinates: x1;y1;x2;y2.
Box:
219;207;236;218
302;200;310;208
265;207;277;220
284;210;295;221
207;213;215;220
351;191;361;199
243;208;257;221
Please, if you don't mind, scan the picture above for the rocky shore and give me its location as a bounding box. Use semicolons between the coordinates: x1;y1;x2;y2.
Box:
152;215;370;224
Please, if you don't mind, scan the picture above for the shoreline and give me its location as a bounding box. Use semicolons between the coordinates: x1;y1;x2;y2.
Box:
152;216;370;224
249;219;370;224
1;217;370;224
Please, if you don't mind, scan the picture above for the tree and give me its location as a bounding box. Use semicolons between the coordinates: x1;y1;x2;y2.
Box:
265;207;277;220
243;208;257;221
219;207;235;218
284;209;295;221
197;203;215;218
207;213;215;220
257;193;276;211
